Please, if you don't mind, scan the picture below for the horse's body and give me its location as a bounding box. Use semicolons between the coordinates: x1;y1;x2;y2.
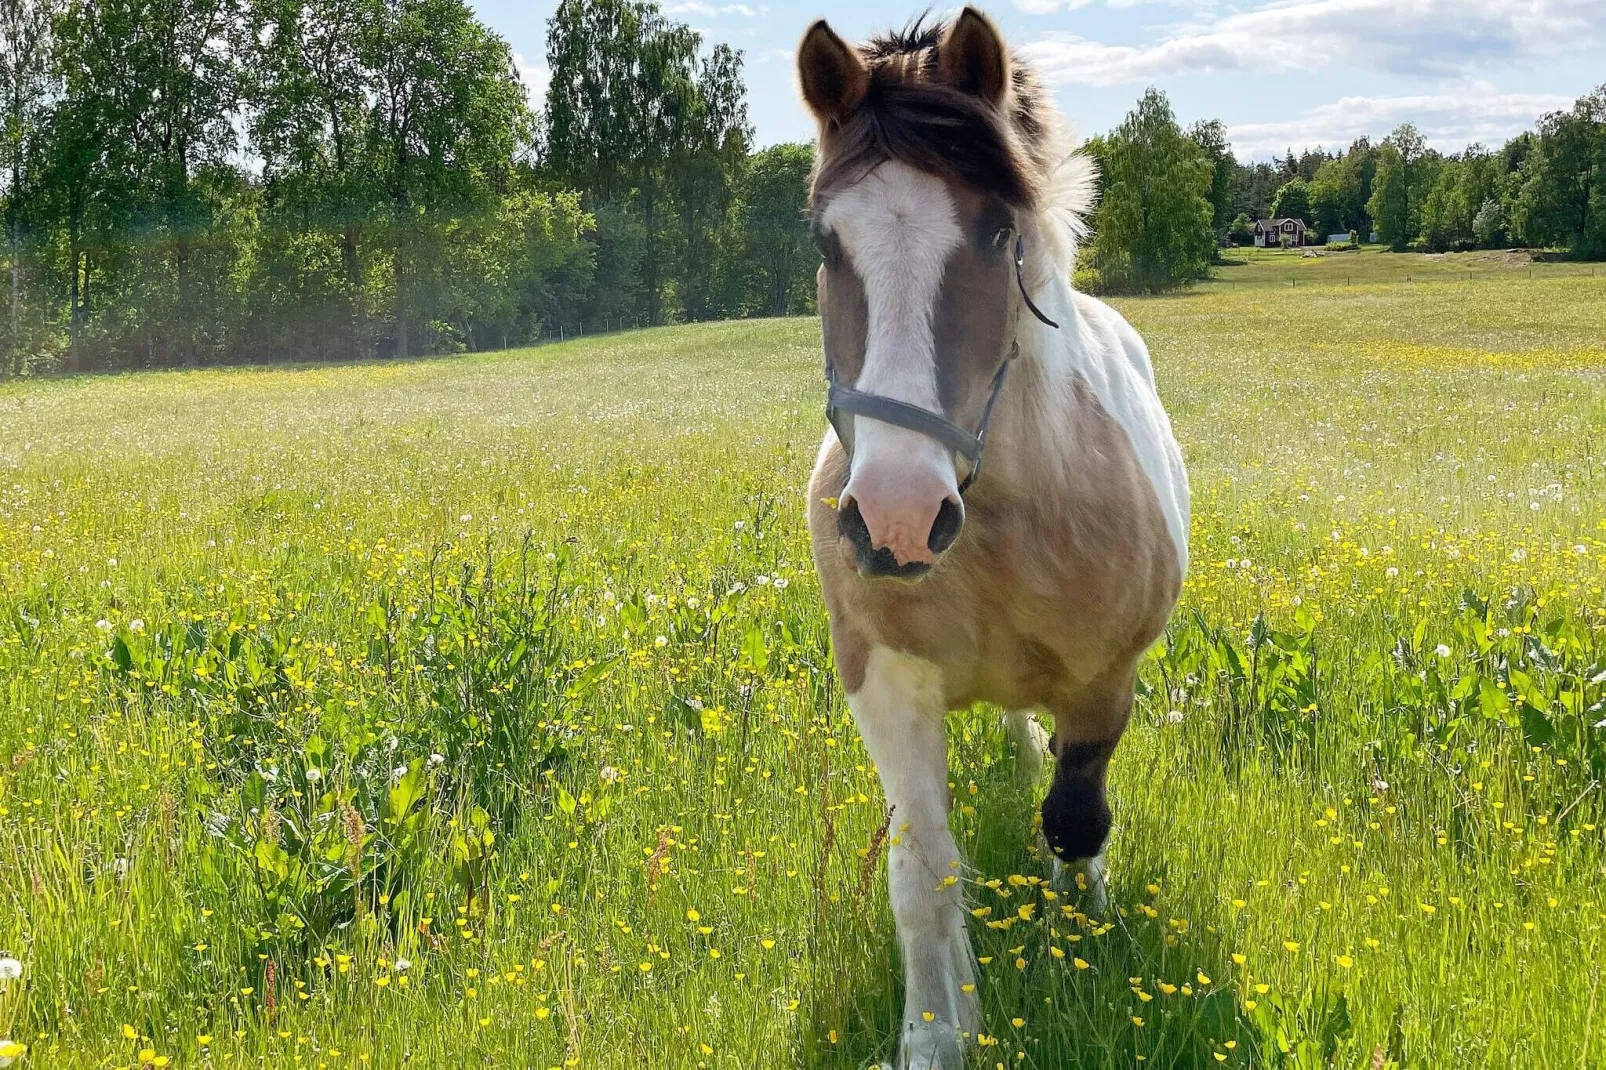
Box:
799;10;1189;1068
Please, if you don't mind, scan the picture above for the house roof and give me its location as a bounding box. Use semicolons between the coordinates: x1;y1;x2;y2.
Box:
1256;217;1307;229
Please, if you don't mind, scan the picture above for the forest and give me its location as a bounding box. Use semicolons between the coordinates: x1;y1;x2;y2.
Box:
0;0;815;374
0;0;1599;373
1223;98;1606;256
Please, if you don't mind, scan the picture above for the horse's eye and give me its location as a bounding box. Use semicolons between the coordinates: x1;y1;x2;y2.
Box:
991;225;1013;251
813;230;838;267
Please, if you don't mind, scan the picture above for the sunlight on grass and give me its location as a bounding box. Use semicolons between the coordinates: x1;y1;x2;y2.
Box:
1;276;1603;1068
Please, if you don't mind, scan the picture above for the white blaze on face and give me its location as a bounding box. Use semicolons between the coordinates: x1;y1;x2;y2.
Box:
824;161;964;566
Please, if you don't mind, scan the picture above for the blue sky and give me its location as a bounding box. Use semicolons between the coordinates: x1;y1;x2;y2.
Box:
472;1;1606;161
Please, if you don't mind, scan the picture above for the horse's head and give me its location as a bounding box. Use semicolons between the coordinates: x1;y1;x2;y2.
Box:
799;8;1080;580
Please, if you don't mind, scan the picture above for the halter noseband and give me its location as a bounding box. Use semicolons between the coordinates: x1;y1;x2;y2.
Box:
825;233;1061;495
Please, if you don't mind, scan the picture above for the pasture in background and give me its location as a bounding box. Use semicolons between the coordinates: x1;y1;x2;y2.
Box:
1;264;1603;1067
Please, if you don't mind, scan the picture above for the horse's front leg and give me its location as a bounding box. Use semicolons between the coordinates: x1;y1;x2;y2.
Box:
1041;669;1137;918
850;648;978;1070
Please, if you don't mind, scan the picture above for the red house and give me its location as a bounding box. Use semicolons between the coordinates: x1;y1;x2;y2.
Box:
1254;218;1308;247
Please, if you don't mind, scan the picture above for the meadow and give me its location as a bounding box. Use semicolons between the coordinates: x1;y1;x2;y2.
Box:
1;259;1603;1068
1198;243;1604;291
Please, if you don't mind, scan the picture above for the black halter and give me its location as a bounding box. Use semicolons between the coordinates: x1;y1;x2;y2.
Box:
825;234;1061;495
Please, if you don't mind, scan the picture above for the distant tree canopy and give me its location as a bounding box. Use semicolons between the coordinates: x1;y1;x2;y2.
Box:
1270;177;1312;226
1232;89;1603;256
0;0;1599;376
0;0;817;375
1082;89;1215;294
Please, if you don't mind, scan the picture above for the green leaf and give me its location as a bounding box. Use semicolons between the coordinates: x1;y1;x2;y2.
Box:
241;772;268;813
739;625;769;674
1519;703;1555;746
1477;677;1511;721
386;761;427;824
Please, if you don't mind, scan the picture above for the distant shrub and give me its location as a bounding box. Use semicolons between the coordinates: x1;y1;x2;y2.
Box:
1325;241;1358;251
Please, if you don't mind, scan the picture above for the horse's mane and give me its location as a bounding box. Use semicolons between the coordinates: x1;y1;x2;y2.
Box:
813;15;1097;276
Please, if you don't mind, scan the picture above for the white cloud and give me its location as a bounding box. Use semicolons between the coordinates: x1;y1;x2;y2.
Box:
1015;0;1097;13
1018;0;1606;87
1016;0;1206;11
662;2;766;16
514;53;551;111
1226;82;1574;158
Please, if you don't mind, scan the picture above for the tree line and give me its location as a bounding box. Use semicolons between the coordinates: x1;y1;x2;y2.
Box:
1222;94;1606;256
1;0;1600;372
0;0;818;375
1080;84;1605;293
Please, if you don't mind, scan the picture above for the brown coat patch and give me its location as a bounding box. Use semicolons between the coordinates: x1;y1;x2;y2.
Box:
809;356;1182;735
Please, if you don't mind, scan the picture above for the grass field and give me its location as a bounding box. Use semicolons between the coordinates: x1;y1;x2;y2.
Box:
1198;243;1604;291
2;260;1604;1069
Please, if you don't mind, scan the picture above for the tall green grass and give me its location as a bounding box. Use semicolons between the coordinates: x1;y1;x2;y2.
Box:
1;272;1603;1068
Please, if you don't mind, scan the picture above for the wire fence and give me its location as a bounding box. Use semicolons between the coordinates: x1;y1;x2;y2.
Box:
1198;261;1603;292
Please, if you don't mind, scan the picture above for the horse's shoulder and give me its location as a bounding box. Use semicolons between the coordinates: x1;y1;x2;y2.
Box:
1069;290;1157;390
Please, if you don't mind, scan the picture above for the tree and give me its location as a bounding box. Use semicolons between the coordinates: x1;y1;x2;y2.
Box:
1232;159;1280;221
736;142;812;316
1271;177;1312;229
1511;86;1605;258
1472;196;1507;248
1187;118;1235;244
1085;88;1214;293
668;39;750;322
1310;145;1373;237
1227;211;1253;246
363;0;531;357
544;0;749;326
1418;161;1464;251
0;0;54;370
246;0;378;355
1366;124;1432;250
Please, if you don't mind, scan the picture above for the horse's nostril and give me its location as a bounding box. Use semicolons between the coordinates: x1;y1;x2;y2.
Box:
838;497;871;547
927;498;964;554
838;496;933;580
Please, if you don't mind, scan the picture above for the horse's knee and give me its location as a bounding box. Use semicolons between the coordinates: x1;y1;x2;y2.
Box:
1040;739;1116;861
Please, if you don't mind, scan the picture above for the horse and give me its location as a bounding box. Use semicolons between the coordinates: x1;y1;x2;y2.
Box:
798;9;1191;1068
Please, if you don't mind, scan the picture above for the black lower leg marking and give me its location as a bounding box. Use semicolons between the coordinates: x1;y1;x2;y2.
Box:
1040;739;1117;861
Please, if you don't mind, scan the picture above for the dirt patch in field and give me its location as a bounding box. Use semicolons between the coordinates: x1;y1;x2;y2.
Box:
1423;249;1536;266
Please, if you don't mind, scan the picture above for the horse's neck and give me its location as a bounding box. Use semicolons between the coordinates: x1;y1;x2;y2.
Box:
982;271;1111;494
995;275;1090;465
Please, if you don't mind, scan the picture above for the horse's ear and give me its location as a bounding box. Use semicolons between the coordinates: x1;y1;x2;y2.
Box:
798;20;868;126
938;7;1010;105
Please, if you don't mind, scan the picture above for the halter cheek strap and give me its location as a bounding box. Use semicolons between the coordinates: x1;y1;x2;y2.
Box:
825;233;1060;495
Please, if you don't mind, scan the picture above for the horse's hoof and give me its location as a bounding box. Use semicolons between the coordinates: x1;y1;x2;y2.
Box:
1051;853;1109;917
898;1021;965;1070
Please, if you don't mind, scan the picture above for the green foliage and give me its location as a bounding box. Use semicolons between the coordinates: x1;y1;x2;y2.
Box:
1227;211;1254;246
1188;119;1236;240
1085;88;1215;293
543;0;752;328
1270;177;1312;228
0;0;815;375
1367;126;1429;251
1309;146;1374;236
731;143;816;317
1511;86;1606;258
1472;196;1507;247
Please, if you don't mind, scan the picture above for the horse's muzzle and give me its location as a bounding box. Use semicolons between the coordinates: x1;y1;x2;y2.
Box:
838;497;964;580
